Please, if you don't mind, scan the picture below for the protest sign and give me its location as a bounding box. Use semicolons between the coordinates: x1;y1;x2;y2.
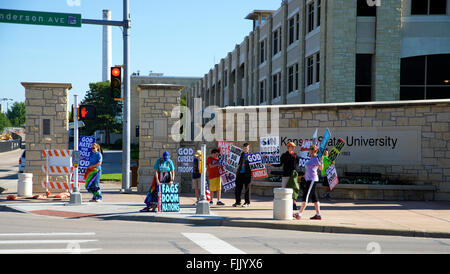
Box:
225;145;242;174
326;165;339;191
177;147;194;173
220;167;236;192
328;138;346;162
299;139;313;167
77;136;96;183
260;136;280;164
160;183;180;212
218;141;233;166
317;128;331;160
247;153;268;179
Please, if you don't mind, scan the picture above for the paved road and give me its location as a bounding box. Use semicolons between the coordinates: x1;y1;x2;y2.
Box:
0;210;449;254
0;149;22;193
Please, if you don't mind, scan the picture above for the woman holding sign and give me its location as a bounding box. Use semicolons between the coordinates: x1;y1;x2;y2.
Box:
140;151;175;212
85;143;103;202
294;145;323;220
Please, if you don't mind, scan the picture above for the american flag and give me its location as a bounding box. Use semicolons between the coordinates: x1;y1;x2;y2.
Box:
205;180;211;202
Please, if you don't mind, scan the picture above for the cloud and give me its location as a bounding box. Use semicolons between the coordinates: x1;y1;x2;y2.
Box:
67;0;81;7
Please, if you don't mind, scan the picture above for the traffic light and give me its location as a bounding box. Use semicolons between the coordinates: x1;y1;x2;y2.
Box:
71;104;96;121
110;66;122;100
78;105;96;120
71;104;79;121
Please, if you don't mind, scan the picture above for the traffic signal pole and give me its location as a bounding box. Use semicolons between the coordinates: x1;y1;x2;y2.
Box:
82;0;132;193
121;0;132;193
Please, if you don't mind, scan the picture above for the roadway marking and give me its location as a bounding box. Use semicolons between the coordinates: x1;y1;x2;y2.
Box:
0;232;100;254
0;248;101;254
0;232;96;237
182;233;246;254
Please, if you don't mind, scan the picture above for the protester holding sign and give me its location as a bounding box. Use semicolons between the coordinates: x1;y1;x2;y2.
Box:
233;143;252;207
85;143;103;202
269;142;299;188
207;149;225;206
295;145;323;220
141;151;175;212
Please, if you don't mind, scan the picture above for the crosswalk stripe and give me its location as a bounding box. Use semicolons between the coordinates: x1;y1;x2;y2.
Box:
0;232;96;237
0;248;101;254
182;233;246;254
0;240;98;244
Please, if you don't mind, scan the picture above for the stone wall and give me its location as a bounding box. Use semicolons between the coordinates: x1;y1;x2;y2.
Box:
201;99;450;201
22;82;71;194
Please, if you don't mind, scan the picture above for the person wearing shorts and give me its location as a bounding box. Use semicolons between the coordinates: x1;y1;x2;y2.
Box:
294;145;323;220
207;149;225;206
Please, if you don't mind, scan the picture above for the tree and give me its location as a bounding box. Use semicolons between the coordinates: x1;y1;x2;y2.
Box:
0;113;11;133
6;102;25;127
80;81;122;145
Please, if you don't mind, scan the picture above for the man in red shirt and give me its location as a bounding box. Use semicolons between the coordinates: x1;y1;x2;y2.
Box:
207;148;225;206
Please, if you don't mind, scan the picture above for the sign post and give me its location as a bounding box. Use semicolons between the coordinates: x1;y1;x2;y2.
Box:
69;95;82;205
196;144;210;215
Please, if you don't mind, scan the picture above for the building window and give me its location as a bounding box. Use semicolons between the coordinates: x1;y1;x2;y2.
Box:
400;54;450;100
316;53;320;83
273;28;280;55
289;17;295;45
317;0;321;27
355;54;373;102
357;0;377;16
224;71;228;88
260;39;266;64
43;119;51;135
259;80;266;103
296;14;300;40
308;3;315;33
288;66;294;93
411;0;447;15
272;73;281;99
307;56;314;86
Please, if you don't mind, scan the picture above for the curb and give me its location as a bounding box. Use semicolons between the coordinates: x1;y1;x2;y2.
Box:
98;211;450;239
2;204;450;239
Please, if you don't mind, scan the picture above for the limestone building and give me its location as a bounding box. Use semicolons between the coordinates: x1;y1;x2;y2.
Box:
185;0;450;109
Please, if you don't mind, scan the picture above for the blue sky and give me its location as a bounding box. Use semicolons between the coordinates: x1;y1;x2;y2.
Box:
0;0;280;110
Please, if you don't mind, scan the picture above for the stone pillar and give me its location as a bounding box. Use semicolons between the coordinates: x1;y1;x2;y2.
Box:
324;0;357;103
22;82;71;194
373;0;402;101
137;84;183;193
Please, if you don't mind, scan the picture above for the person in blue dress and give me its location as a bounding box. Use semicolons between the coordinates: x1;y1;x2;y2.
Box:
141;151;175;212
85;143;103;202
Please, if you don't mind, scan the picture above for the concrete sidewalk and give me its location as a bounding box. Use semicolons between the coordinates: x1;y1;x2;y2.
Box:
1;183;450;239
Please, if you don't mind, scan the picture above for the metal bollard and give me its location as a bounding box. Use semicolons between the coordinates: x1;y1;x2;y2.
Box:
273;188;293;220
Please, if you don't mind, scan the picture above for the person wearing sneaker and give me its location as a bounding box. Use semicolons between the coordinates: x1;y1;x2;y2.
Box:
207;149;225;206
85;143;103;203
294;145;323;220
233;143;252;208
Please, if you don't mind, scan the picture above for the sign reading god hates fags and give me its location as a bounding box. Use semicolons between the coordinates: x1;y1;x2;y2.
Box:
280;126;421;165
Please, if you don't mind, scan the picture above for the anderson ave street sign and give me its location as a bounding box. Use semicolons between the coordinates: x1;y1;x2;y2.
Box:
0;9;81;27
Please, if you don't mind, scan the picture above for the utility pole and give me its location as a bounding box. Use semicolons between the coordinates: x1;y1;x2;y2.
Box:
82;0;132;193
121;0;132;193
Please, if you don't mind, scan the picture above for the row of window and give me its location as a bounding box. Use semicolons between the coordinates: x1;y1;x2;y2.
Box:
355;54;450;102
